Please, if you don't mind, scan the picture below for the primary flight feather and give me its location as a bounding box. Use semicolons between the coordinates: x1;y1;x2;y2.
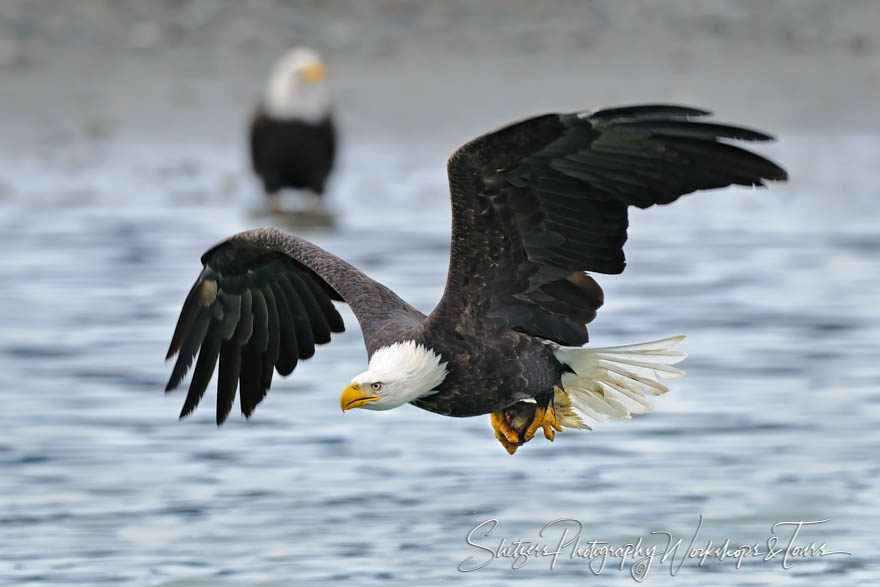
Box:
165;104;787;454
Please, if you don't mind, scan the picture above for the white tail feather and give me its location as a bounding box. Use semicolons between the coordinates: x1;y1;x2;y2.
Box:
553;336;686;430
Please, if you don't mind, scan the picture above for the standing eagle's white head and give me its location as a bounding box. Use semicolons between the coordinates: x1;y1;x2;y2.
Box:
340;341;448;411
264;47;331;123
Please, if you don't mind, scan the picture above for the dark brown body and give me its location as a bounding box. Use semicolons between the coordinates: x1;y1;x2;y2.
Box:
412;326;564;417
249;109;336;195
357;308;567;417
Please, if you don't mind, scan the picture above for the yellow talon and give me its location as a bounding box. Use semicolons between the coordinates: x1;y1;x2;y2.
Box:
523;402;561;442
490;410;523;454
496;433;519;455
490;410;521;446
522;405;545;442
544;402;562;437
490;400;562;454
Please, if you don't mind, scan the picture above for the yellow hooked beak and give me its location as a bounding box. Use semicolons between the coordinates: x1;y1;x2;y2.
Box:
300;60;326;83
340;382;380;411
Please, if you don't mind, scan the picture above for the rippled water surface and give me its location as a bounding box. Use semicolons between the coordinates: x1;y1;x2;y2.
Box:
1;45;879;587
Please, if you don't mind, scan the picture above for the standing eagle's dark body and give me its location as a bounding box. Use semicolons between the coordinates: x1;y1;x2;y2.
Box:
165;104;787;454
249;47;336;199
250;108;335;195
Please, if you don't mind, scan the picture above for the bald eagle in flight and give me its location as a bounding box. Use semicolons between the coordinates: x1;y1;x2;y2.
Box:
166;105;786;454
250;47;336;204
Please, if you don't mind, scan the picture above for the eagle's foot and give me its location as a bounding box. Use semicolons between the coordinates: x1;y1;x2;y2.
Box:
490;401;563;454
522;402;562;443
490;410;522;454
495;432;520;455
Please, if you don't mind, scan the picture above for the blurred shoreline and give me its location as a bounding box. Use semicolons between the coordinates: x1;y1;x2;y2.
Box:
2;1;877;64
0;0;877;151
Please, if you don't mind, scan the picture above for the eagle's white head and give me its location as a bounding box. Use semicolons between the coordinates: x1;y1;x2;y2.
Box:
264;46;331;123
340;341;448;411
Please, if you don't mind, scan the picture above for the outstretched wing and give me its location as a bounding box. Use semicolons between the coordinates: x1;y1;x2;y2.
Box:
165;228;422;424
428;104;787;345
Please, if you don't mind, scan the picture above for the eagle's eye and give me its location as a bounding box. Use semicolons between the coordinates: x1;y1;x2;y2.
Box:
371;382;383;391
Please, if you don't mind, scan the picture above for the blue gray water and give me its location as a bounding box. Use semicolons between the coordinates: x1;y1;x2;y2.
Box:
1;34;879;586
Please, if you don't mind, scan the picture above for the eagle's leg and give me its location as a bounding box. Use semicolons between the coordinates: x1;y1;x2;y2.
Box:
522;391;562;443
490;394;564;454
490;410;522;455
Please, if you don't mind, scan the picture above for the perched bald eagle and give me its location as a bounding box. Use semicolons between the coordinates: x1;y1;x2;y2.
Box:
250;47;336;204
166;105;787;454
